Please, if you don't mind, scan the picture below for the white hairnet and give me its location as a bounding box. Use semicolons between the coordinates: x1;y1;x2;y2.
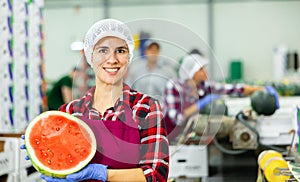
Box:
179;54;208;80
83;19;134;67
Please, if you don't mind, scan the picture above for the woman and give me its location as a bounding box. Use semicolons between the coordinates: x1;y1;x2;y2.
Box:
164;52;279;143
42;19;169;182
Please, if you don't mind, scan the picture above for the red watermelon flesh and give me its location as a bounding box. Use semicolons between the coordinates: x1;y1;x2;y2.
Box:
25;111;96;178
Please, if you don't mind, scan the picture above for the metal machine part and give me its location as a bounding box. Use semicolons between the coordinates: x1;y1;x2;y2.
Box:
230;120;258;149
187;113;259;150
193;115;235;137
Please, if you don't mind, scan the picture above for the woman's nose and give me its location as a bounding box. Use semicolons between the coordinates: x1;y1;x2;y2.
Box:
106;52;118;63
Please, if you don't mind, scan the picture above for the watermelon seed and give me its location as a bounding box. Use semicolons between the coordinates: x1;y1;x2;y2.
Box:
56;119;63;125
35;138;40;145
47;160;51;165
40;149;48;158
75;144;80;153
47;149;54;158
56;127;60;131
41;134;46;138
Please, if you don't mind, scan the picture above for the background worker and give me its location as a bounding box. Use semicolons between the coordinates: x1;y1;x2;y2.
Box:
164;52;280;143
47;67;78;110
126;40;177;107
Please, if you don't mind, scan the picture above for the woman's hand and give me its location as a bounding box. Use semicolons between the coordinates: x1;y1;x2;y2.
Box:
66;163;108;181
40;176;70;182
41;164;108;182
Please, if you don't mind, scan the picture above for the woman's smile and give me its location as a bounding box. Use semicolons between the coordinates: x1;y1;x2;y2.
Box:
103;66;120;74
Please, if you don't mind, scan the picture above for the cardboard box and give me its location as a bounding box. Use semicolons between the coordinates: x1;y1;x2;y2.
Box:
0;138;15;176
19;139;32;168
0;136;37;182
169;145;208;178
19;167;42;182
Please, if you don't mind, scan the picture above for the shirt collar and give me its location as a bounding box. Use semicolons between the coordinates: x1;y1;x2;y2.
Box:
82;84;132;111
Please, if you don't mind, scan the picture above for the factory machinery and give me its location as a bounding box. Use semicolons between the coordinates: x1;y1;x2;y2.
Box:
168;96;300;182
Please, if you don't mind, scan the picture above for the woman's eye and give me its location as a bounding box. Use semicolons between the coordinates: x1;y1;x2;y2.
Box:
98;48;108;53
116;48;128;54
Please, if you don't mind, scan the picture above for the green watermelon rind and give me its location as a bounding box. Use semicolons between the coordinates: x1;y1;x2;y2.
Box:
250;90;277;116
200;99;228;116
24;111;97;178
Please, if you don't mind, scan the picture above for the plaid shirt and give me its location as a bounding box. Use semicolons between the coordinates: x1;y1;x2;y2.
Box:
164;79;244;125
60;84;169;182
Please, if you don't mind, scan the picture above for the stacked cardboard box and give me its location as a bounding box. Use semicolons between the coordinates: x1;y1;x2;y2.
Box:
0;0;46;133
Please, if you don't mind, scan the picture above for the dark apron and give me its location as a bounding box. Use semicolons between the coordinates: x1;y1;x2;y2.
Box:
78;106;141;182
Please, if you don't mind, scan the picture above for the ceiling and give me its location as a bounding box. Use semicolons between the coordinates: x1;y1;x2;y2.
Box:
44;0;300;8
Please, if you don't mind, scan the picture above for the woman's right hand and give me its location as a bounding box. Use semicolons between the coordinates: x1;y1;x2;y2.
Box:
40;164;108;182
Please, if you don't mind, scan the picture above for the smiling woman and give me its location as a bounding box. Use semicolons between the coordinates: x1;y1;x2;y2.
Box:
92;37;130;86
32;18;170;182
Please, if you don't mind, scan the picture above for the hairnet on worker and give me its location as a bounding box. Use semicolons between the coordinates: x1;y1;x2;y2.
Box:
83;19;134;67
178;54;208;80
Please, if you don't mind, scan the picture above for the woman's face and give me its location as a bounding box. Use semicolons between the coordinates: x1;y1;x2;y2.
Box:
193;66;208;83
92;36;129;85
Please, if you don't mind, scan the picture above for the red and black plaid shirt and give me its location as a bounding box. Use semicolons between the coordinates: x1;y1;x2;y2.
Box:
59;84;169;182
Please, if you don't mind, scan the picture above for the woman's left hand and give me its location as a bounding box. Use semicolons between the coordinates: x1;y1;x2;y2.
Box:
67;163;108;181
40;175;69;182
41;164;108;182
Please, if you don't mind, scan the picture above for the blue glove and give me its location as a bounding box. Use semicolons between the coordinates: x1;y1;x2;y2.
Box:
40;175;70;182
66;164;108;181
40;164;107;182
196;94;220;110
265;85;280;109
20;135;30;160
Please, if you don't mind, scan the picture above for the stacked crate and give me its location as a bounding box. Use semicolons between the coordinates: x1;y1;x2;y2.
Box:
0;0;46;133
0;0;14;132
0;0;45;179
0;136;42;182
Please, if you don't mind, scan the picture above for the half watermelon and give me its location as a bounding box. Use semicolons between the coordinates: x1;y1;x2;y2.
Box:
24;111;96;178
